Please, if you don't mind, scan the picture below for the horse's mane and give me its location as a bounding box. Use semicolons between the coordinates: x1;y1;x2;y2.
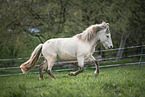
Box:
75;22;107;42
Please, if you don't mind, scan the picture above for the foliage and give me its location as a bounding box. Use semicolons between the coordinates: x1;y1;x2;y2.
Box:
0;66;145;97
0;0;145;58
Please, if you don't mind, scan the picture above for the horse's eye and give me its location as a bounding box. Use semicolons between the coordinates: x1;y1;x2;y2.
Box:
106;36;109;38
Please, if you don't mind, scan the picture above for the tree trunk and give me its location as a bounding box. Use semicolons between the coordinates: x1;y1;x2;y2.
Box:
116;36;127;62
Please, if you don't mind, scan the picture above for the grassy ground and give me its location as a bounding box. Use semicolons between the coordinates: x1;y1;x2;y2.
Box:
0;66;145;97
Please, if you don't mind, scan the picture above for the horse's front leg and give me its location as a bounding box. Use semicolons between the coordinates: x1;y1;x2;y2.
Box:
94;60;100;77
69;57;84;76
89;55;100;77
69;67;84;76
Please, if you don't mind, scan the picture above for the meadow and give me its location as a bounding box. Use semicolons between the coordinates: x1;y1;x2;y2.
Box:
0;66;145;97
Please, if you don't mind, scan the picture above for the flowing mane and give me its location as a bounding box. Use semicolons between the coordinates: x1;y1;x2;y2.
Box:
75;22;107;42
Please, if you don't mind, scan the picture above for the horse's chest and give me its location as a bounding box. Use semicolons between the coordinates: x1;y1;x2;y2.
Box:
78;46;94;58
84;50;92;59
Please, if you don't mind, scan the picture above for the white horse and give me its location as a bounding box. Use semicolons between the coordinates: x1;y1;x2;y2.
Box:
20;22;113;80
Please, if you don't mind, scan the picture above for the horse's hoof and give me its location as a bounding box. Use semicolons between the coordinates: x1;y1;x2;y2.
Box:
39;78;43;80
69;72;76;76
94;73;99;77
52;78;56;80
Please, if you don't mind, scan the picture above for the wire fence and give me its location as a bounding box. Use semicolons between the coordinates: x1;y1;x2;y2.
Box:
0;45;145;76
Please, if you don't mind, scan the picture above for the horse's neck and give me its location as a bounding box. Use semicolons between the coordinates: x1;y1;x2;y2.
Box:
89;35;100;51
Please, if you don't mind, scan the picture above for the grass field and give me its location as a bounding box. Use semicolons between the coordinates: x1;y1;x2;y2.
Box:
0;66;145;97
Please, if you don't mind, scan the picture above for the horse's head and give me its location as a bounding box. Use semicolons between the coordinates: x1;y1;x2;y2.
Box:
99;22;113;49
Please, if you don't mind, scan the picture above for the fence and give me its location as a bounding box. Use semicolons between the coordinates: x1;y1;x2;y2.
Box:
0;45;145;76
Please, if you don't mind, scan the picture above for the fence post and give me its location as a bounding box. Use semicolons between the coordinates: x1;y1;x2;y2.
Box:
138;45;143;70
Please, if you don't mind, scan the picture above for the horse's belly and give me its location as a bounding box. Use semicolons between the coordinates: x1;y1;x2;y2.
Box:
57;51;77;61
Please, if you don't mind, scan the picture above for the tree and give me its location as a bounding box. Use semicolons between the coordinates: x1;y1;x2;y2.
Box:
0;0;144;59
114;0;145;61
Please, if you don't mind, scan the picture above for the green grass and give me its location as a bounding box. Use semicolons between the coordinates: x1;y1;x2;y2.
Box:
0;66;145;97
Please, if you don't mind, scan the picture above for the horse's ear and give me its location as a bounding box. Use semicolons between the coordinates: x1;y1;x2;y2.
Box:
105;27;110;34
102;21;109;25
101;22;109;29
106;23;109;26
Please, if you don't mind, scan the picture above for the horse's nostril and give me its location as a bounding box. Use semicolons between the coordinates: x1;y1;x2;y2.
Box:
110;46;113;48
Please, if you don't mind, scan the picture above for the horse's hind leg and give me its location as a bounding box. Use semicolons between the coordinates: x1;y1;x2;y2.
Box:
39;60;47;80
46;69;55;79
46;56;56;79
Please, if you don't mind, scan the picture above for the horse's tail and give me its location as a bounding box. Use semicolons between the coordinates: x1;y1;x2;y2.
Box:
20;44;43;74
